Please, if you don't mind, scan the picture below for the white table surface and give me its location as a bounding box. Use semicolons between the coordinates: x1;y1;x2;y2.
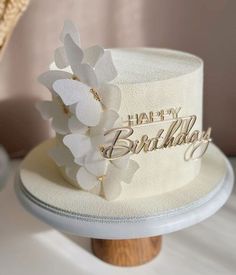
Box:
0;160;235;275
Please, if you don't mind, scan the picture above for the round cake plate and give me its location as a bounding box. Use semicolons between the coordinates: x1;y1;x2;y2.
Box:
15;142;234;266
15;159;233;239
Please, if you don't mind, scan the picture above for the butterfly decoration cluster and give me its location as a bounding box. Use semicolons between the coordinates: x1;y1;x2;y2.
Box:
36;21;139;200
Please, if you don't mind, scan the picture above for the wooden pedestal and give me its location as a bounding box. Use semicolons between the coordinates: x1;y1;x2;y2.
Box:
91;236;162;266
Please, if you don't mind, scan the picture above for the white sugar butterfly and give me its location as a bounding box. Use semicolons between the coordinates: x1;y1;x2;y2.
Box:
53;79;102;127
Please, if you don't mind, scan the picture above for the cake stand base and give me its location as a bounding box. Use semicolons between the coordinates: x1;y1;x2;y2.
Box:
91;236;162;266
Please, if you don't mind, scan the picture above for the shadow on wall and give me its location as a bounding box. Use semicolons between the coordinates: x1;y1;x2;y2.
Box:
0;97;50;158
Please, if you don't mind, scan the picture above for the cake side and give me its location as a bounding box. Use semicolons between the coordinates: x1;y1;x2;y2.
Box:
110;48;203;199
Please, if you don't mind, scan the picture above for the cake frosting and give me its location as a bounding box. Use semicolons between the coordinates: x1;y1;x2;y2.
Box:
36;21;211;201
110;48;203;199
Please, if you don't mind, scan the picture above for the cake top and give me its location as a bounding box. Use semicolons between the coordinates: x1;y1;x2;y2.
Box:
112;48;203;85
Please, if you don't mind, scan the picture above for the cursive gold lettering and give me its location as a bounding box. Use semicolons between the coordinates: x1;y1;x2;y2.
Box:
101;116;212;162
102;127;133;160
160;119;182;148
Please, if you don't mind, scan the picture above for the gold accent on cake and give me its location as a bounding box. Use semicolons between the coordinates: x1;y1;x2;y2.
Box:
100;109;212;162
72;75;79;80
124;107;182;127
90;88;101;102
62;104;70;114
97;175;105;183
71;75;101;102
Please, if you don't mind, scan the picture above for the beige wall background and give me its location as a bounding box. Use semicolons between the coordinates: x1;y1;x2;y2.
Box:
0;0;235;157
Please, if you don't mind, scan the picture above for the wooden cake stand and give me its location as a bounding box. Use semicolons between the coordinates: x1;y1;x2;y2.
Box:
15;141;234;266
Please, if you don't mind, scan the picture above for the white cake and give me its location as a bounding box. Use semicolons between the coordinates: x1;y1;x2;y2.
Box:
110;48;203;199
37;21;211;201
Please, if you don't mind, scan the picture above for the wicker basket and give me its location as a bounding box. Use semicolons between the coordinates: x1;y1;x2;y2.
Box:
0;0;29;60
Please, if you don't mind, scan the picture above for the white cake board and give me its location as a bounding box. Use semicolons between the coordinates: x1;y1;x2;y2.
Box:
15;140;234;239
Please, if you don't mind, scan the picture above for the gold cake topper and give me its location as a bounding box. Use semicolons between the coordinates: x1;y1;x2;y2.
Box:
100;107;212;162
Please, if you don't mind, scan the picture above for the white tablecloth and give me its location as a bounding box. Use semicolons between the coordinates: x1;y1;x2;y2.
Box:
0;160;235;275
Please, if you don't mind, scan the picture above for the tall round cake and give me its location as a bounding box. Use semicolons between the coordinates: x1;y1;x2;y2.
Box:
111;48;203;199
36;21;211;201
